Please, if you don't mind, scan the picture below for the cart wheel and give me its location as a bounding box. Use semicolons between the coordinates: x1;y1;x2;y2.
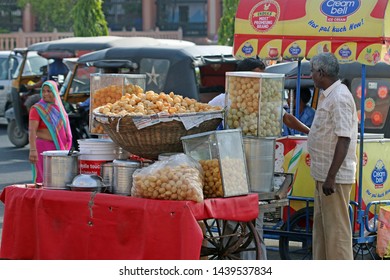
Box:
279;207;314;260
200;219;261;260
353;235;379;260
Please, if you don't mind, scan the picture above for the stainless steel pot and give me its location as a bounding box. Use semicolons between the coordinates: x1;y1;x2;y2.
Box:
112;160;141;195
43;150;79;190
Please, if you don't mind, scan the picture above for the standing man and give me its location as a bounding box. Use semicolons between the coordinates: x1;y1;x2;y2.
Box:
307;52;358;260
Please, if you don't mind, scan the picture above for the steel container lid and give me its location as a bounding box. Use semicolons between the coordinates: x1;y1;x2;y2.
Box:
101;162;114;167
42;150;79;157
113;159;141;168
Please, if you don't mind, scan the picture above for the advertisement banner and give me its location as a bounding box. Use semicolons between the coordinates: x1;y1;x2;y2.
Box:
234;0;390;64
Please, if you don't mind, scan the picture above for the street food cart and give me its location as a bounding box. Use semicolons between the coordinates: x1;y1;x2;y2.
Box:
0;75;270;260
233;0;390;259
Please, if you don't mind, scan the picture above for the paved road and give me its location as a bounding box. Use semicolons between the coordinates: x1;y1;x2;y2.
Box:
0;121;32;245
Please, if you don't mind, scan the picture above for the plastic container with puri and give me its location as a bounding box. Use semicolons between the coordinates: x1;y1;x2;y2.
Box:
224;71;284;137
181;129;249;198
89;73;146;135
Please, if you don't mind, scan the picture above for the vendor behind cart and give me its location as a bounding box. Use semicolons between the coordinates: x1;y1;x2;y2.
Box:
282;87;315;136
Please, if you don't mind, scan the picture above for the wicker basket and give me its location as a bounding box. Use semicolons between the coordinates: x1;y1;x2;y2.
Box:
93;110;223;160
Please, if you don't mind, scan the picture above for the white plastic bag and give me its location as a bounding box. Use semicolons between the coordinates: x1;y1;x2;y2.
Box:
132;153;204;202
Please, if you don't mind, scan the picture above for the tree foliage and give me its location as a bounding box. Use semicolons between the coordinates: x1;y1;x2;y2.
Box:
218;0;239;46
71;0;108;36
17;0;109;36
17;0;74;32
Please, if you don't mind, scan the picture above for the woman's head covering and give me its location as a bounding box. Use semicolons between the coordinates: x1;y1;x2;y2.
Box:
40;80;68;120
33;80;72;150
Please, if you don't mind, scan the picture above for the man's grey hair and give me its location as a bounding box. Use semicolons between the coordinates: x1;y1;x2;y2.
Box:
310;52;339;78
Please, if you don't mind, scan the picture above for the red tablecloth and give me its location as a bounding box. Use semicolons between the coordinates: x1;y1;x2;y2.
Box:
0;185;258;260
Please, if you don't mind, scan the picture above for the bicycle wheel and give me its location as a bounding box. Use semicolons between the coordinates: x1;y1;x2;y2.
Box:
200;219;261;260
279;207;314;260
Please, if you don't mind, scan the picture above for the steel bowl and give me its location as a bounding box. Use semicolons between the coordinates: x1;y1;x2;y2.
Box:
67;174;106;192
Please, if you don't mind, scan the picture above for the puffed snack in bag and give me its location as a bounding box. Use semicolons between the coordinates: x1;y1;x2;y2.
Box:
131;153;204;202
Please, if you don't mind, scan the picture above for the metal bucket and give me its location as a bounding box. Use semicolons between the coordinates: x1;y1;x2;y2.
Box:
112;160;141;195
243;137;275;193
43;150;79;190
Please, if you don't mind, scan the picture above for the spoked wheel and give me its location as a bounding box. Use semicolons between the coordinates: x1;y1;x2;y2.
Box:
200;219;261;260
279;207;314;260
353;235;379;260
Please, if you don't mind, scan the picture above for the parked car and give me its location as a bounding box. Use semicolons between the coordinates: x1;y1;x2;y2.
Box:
6;36;159;147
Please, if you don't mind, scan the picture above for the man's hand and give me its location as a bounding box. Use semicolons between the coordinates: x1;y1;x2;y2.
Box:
323;136;351;196
322;176;336;196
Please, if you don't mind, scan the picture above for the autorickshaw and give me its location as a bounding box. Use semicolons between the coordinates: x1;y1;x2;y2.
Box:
5;36;162;147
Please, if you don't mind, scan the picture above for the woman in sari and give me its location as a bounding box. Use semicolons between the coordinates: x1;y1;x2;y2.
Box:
28;80;72;184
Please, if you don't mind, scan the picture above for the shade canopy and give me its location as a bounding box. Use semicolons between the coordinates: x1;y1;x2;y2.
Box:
233;0;390;65
27;36;165;59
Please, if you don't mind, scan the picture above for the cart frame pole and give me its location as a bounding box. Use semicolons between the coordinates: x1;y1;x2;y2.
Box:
357;64;366;240
294;60;302;118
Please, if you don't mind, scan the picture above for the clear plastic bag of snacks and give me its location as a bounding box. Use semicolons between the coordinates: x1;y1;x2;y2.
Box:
131;153;204;202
